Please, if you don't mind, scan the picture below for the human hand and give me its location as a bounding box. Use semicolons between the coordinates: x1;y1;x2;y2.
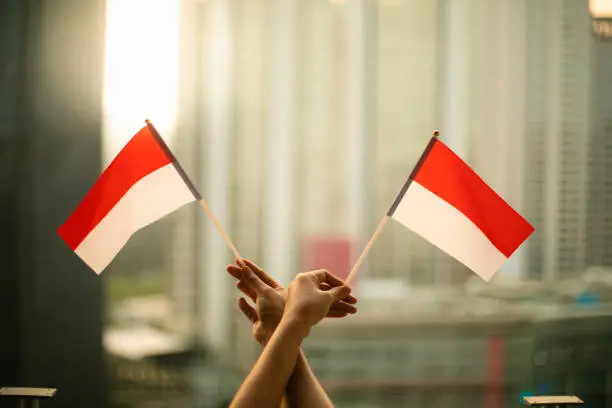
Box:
283;270;352;338
227;259;358;311
227;260;357;345
236;268;285;346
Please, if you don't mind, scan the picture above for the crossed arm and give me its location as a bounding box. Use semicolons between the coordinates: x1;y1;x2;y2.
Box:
230;317;306;408
227;261;356;408
285;350;334;408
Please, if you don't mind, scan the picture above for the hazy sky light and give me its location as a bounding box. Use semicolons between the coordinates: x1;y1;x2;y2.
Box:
591;0;612;17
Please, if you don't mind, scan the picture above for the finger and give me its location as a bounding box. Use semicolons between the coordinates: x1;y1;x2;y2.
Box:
237;281;257;301
326;309;349;318
311;269;345;287
238;297;258;323
320;283;357;304
243;259;264;274
342;294;358;304
314;272;357;303
240;266;269;295
330;301;357;314
327;285;351;302
235;258;245;267
227;265;242;280
244;259;280;289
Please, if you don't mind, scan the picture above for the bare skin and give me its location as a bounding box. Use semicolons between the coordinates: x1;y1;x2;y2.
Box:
227;260;357;408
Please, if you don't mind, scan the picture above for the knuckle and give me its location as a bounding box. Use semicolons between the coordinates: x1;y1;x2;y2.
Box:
260;287;274;296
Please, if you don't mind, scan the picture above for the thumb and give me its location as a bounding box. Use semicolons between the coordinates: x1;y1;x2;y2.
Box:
326;285;351;302
241;266;268;295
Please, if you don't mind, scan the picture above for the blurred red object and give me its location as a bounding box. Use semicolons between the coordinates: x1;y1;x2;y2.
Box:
302;236;353;282
485;336;505;408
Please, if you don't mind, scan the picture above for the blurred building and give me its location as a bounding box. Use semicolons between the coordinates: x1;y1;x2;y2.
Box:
166;0;597;352
367;0;441;286
98;0;612;407
522;0;592;282
586;17;612;268
169;0;444;356
447;0;593;282
306;303;612;408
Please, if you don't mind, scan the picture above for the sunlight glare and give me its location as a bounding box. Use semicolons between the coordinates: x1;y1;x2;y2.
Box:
102;0;179;164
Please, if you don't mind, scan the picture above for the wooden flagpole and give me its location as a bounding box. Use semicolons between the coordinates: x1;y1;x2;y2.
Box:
344;129;440;285
199;199;241;261
345;215;389;285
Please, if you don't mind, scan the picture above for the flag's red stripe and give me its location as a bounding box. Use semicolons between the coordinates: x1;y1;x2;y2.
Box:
413;139;534;258
57;126;172;250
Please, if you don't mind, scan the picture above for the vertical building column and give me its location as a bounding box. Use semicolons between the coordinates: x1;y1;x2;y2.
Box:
301;2;331;240
436;0;471;284
568;0;592;277
171;0;201;336
441;0;469;158
346;0;373;285
199;0;234;350
266;0;296;286
542;1;562;283
493;0;528;279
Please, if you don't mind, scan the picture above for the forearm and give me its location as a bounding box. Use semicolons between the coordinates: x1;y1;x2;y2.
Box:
230;318;304;408
285;349;333;408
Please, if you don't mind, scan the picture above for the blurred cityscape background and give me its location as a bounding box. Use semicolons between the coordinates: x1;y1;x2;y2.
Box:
1;0;612;407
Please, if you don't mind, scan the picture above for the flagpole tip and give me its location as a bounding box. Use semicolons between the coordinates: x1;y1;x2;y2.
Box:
432;129;440;137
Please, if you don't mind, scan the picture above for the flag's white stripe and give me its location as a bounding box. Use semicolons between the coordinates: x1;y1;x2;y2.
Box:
391;181;507;281
75;163;196;274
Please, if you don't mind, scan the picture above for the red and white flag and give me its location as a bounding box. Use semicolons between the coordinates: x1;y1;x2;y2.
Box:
57;121;201;274
387;136;534;281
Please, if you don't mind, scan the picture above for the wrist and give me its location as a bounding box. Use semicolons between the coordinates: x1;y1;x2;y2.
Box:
260;331;275;347
279;312;310;339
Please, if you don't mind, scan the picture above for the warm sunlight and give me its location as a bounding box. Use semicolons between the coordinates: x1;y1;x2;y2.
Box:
102;0;179;164
591;0;612;16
